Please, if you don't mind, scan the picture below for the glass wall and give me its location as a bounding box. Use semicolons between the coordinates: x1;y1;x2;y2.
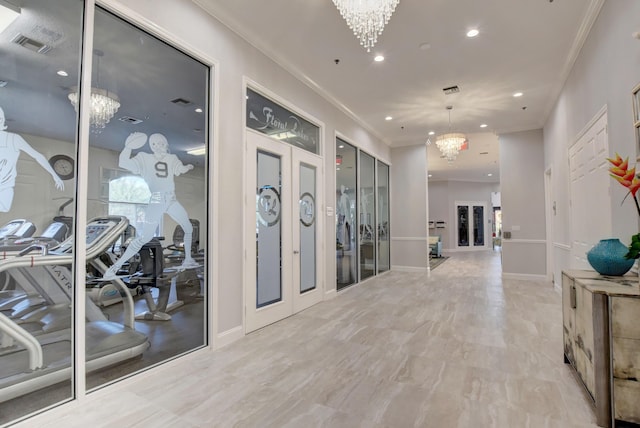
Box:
85;7;209;390
0;0;83;422
336;138;357;289
0;3;210;424
359;151;376;280
377;161;390;273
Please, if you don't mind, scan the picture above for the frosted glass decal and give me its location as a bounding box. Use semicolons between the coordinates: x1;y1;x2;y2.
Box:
0;106;65;212
299;164;316;293
102;132;198;280
257;150;282;307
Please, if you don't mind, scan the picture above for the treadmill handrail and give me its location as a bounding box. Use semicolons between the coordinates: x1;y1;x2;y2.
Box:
0;312;43;370
0;216;129;272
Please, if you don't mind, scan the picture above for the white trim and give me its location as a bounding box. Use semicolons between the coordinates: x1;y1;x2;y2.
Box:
501;272;548;281
73;0;96;402
502;239;547;245
570;104;608;148
215;326;244;348
392;266;429;273
554;242;571;251
391;236;427;241
324;288;337;299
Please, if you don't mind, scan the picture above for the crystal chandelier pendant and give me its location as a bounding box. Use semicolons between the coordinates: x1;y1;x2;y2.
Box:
68;88;121;133
332;0;400;52
434;106;466;162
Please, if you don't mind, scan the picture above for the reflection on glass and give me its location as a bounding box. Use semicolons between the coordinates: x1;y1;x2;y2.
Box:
86;7;209;392
299;163;316;293
458;205;469;246
377;161;390;273
256;151;282;307
0;0;83;423
359;151;376;280
473;206;484;246
336;139;357;290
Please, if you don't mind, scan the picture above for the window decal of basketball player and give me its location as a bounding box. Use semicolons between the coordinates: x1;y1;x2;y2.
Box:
0;106;64;212
102;132;199;279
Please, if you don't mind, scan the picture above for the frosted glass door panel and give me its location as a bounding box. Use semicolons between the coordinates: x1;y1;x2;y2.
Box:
256;151;282;307
299;163;316;293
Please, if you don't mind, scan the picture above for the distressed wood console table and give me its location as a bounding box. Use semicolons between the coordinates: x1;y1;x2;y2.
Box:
562;270;640;427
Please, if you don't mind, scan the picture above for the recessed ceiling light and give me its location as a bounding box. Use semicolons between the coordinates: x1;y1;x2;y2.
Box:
428;174;433;178
56;70;68;77
419;42;431;50
374;55;384;62
338;144;344;149
480;124;488;128
513;92;523;97
428;131;435;135
466;29;479;38
337;167;341;171
195;108;203;113
385;116;392;121
487;173;493;177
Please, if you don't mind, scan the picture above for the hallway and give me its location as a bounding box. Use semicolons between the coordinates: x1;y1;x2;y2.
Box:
20;251;597;427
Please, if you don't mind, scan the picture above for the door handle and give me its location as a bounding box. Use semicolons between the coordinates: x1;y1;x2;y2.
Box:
293;250;300;254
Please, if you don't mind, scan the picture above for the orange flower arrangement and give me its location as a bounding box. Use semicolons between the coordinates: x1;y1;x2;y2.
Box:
608;153;640;258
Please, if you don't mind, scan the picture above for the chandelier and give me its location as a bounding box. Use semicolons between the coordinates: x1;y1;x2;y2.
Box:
332;0;400;52
435;106;466;162
68;49;120;132
68;88;120;131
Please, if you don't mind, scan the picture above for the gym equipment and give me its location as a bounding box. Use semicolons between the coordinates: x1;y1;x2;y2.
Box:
0;216;149;403
0;219;36;245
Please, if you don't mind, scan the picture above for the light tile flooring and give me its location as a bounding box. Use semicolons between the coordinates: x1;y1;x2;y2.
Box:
16;250;598;427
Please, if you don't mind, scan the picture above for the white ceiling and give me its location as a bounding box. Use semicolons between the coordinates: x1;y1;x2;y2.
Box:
194;0;602;182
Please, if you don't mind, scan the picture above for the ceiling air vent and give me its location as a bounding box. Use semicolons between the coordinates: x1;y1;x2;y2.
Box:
480;151;489;155
170;97;193;107
442;85;460;95
11;33;51;54
118;116;143;125
0;80;7;88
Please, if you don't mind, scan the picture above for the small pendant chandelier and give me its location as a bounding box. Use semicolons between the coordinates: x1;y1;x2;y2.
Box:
332;0;400;52
435;106;466;162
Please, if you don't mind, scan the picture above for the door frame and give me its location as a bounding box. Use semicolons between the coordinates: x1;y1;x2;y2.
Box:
454;200;489;251
244;130;324;333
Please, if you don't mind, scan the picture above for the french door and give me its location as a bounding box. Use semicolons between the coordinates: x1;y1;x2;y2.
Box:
455;201;487;250
245;131;323;332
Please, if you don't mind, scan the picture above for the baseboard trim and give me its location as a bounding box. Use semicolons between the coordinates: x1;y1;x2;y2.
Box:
502;272;547;281
216;325;244;348
392;266;429;273
324;288;337;300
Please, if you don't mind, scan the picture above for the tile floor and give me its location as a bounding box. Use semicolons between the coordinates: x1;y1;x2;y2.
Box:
14;250;598;427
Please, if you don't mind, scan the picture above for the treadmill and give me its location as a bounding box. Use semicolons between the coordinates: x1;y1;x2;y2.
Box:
0;216;149;403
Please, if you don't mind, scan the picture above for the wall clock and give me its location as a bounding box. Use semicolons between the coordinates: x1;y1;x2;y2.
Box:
49;154;75;180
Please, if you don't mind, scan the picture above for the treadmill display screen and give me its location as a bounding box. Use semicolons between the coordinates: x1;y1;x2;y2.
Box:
86;225;108;245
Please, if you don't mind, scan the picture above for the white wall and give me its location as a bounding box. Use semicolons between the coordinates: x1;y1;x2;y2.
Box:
390;145;427;270
427;180;498;251
544;0;640;285
500;129;546;278
105;0;391;335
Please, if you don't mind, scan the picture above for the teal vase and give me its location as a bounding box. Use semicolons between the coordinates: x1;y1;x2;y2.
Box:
586;238;634;276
